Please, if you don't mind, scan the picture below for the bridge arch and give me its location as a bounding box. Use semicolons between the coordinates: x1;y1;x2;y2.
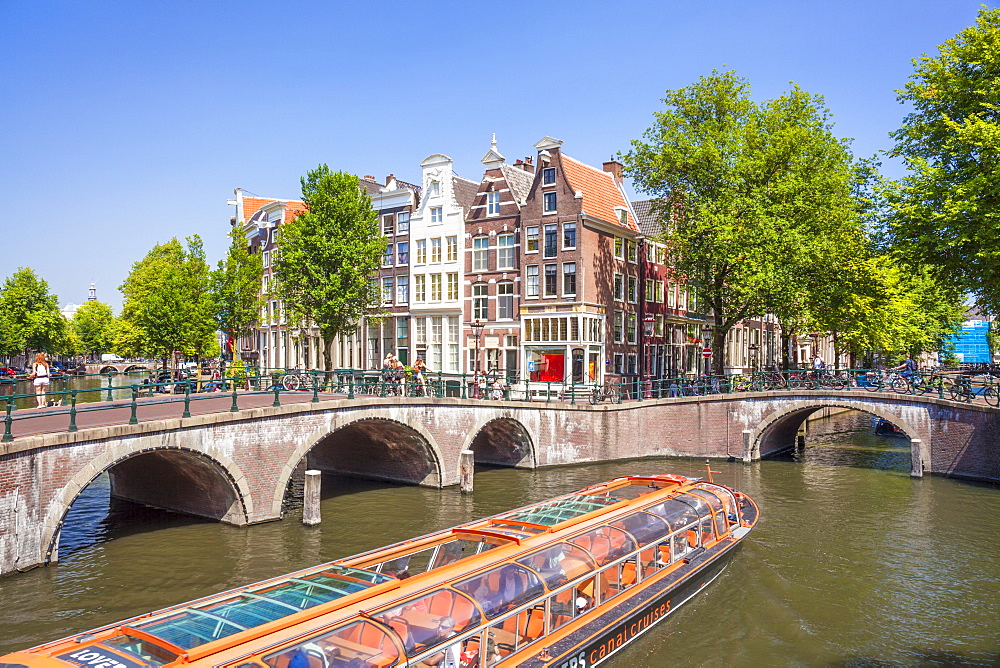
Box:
750;399;920;460
461;416;536;468
275;413;445;514
42;446;253;565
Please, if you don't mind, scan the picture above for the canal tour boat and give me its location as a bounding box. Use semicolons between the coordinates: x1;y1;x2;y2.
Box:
1;472;758;668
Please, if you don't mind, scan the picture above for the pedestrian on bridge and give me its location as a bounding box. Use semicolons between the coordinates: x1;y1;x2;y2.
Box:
29;353;50;409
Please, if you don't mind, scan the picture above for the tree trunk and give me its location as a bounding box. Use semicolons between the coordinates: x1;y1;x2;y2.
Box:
780;331;794;371
711;326;729;375
322;336;333;372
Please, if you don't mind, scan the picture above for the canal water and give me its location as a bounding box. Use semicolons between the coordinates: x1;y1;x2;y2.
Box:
1;410;998;665
1;372;150;410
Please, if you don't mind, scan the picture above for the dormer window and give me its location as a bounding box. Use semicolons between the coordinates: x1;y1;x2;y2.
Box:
542;167;556;185
619;209;629;227
487;192;501;215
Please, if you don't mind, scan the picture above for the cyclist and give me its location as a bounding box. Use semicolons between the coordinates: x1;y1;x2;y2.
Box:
893;353;919;379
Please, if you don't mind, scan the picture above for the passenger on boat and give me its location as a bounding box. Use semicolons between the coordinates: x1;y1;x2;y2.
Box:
417;617;461;667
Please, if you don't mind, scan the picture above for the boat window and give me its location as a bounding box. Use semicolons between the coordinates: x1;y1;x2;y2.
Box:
454;564;545;620
486;603;547;662
101;634;178;667
501;494;619;527
610;511;669;547
134;566;393;649
568;526;635;566
516;543;594;588
714;511;728;537
604;556;639;599
699;516;716;544
263;619;400;668
685;488;724;515
429;539;482;570
643;498;703;530
374;588;481;654
697;482;738;517
671;528;696;560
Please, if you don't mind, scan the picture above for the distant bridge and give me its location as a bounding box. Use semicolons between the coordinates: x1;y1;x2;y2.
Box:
83;361;160;376
0;389;996;575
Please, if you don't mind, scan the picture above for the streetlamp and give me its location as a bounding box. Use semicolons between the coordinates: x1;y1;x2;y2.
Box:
470;318;485;397
642;315;655;378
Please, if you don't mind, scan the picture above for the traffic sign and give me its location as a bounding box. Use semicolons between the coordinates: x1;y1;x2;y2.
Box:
702;348;713;358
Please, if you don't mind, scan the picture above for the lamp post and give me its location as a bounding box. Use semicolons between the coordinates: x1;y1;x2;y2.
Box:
643;314;655;398
470;318;485;398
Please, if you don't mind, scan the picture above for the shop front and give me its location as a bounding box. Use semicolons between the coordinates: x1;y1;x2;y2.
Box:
522;313;604;386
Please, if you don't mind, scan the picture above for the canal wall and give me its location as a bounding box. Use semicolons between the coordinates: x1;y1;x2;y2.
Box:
1;391;997;576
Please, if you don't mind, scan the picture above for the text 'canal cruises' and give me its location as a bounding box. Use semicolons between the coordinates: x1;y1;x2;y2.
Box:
0;473;759;668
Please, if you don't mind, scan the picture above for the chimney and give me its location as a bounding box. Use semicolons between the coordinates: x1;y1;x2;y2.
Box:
364;175;376;181
603;160;624;184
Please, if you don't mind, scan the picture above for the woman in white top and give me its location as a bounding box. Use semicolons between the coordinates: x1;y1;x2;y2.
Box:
31;352;50;408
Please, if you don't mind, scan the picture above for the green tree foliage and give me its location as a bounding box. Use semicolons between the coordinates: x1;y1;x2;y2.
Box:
119;236;219;361
622;71;864;372
0;267;66;356
210;232;263;360
888;7;1000;314
275;165;385;370
71;300;116;359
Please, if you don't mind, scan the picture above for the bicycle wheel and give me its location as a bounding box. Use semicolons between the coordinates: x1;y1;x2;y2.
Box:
281;374;301;391
887;375;908;393
981;386;999;407
948;382;967;402
863;373;881;392
825;374;847;390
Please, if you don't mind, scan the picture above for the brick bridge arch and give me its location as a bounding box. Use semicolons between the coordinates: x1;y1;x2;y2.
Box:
461;416;536;468
275;412;446;515
41;446;252;566
747;397;926;461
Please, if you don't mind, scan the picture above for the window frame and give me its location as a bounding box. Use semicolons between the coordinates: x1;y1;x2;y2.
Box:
542;167;556;185
472;236;489;272
526;265;539;298
497;233;515;270
562;262;577;296
543;191;557;214
487;191;501;215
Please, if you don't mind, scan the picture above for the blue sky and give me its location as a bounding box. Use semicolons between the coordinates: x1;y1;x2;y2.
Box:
1;0;993;311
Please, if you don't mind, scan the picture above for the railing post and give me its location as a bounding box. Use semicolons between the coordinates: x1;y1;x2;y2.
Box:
546;382;551;404
68;390;78;432
348;370;355;400
2;397;13;442
182;382;192;418
105;373;114;401
571;385;577;405
461;373;468;399
129;385;138;425
437;371;444;398
311;370;320;403
272;373;281;407
230;380;240;412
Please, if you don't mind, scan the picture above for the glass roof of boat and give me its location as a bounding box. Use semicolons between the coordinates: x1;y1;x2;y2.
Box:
500;494;621;527
131;566;392;650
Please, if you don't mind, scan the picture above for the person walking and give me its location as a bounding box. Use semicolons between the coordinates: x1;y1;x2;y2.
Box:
30;353;50;408
414;358;430;396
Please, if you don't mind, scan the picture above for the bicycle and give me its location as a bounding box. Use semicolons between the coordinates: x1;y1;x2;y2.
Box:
862;369;908;393
279;369;316;392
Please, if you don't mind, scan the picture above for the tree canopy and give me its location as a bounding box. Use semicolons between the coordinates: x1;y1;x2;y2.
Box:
275;165;385;370
621;71;865;372
888;7;1000;314
210;231;262;360
71;300;117;359
0;267;67;356
119;236;219;361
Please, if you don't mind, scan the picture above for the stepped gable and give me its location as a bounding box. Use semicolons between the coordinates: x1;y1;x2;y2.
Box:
499;162;534;205
452;174;480;216
632;198;667;236
560;155;638;231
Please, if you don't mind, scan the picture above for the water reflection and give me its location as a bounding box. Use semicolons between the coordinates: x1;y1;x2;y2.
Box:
1;410;998;666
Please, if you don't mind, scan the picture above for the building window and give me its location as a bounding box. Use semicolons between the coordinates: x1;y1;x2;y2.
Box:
431;238;442;263
430;181;441;197
543;191;557;213
473;236;489;271
473;284;488;320
414;317;426;344
498;282;514;319
614;311;624;343
526;226;539;252
415;275;426;302
656;280;664;303
667;281;676;308
563;262;576;296
368;278;379;306
645;279;654;302
614;237;623;259
382;277;393;304
544;264;558;297
543;224;558;258
627;353;637;374
487;192;501;215
262;250;271;268
431;207;443;223
497;233;515;270
563;222;576;249
628;276;637;303
397;276;409;304
398;211;409;233
447;272;458;300
627;313;637;344
397;241;409;265
416;239;426;264
627;240;637;263
542;167;556;185
619;209;629;228
382;243;393;267
613;273;624;301
614;353;624;374
383;214;395;236
446;236;458;262
526;265;539;297
431;274;442;301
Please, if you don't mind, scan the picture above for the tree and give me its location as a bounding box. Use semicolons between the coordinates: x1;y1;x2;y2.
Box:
274;165;385;370
119;236;219;362
888;7;1000;314
0;267;66;356
210;232;262;361
621;71;864;373
71;300;116;359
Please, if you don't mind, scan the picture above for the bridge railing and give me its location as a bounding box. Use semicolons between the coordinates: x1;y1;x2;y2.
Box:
3;368;998;443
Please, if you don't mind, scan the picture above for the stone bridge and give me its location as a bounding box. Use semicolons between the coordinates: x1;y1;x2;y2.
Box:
0;390;997;575
84;361;160;376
